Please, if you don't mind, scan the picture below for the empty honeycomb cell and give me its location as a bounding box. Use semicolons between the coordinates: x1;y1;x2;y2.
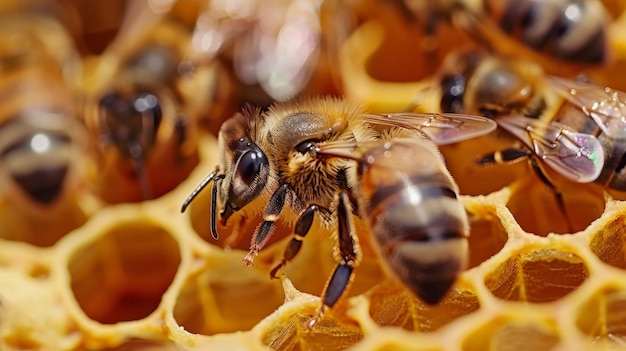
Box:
0;197;89;247
590;215;626;269
484;248;588;302
576;284;626;346
466;211;509;269
365;279;480;332
461;315;560;351
350;0;477;84
67;220;180;324
260;313;363;351
173;254;285;335
506;176;606;236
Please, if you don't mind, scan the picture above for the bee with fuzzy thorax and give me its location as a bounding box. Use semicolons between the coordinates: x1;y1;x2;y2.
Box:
181;97;496;327
82;0;221;203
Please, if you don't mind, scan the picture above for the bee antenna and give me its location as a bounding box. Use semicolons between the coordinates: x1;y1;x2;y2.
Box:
210;175;225;240
181;170;218;213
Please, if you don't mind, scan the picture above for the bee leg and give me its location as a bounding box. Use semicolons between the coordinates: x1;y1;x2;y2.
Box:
528;157;574;232
308;192;360;329
474;147;532;167
243;184;290;266
270;204;318;279
475;148;574;231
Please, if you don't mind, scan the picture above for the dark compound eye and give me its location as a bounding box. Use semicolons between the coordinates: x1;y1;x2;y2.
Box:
235;150;264;187
295;140;317;154
440;74;466;113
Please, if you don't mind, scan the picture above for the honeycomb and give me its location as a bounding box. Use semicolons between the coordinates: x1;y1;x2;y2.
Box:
2;0;626;350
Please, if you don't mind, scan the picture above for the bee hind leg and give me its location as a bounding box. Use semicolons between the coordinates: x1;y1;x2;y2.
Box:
473;147;532;167
307;192;360;329
528;157;575;233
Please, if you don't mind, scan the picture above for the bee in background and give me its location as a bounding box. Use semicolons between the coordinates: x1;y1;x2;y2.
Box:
82;0;219;203
0;9;89;246
388;0;613;75
181;97;497;327
480;0;611;65
423;49;614;232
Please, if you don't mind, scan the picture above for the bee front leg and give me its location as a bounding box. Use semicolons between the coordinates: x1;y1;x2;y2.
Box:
308;192;360;329
243;184;290;266
270;204;318;279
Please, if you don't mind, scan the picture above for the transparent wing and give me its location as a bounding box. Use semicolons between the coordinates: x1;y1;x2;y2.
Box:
497;115;604;183
362;112;497;145
314;139;364;161
548;76;626;139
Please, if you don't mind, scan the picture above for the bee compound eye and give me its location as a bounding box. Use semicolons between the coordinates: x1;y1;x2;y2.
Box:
228;147;269;210
440;74;466;113
235;150;266;187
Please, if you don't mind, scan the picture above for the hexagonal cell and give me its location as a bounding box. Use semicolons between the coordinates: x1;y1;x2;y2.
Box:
466;212;509;269
576;285;626;346
261;313;363;351
0;198;88;247
507;176;605;235
590;216;626;269
173;256;285;335
366;280;480;332
350;0;477;84
484;248;588;302
68;220;180;324
462;315;560;351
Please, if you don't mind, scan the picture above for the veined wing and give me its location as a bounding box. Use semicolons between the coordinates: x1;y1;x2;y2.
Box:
362;112;497;145
548;76;626;139
497;115;604;183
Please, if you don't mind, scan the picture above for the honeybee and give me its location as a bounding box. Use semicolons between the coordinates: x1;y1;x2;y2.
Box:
82;0;217;203
0;10;88;245
480;0;611;65
389;0;612;71
422;50;618;231
181;97;497;327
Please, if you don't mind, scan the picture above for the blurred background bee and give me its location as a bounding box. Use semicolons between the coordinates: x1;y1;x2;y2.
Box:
79;0;227;203
409;49;626;234
385;0;619;79
181;97;496;327
0;3;91;247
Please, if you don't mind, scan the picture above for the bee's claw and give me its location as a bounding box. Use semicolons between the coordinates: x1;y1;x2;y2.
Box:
243;250;257;266
307;306;325;329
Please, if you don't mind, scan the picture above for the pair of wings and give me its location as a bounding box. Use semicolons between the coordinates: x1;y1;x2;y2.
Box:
318;76;625;184
489;76;625;184
314;111;498;161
